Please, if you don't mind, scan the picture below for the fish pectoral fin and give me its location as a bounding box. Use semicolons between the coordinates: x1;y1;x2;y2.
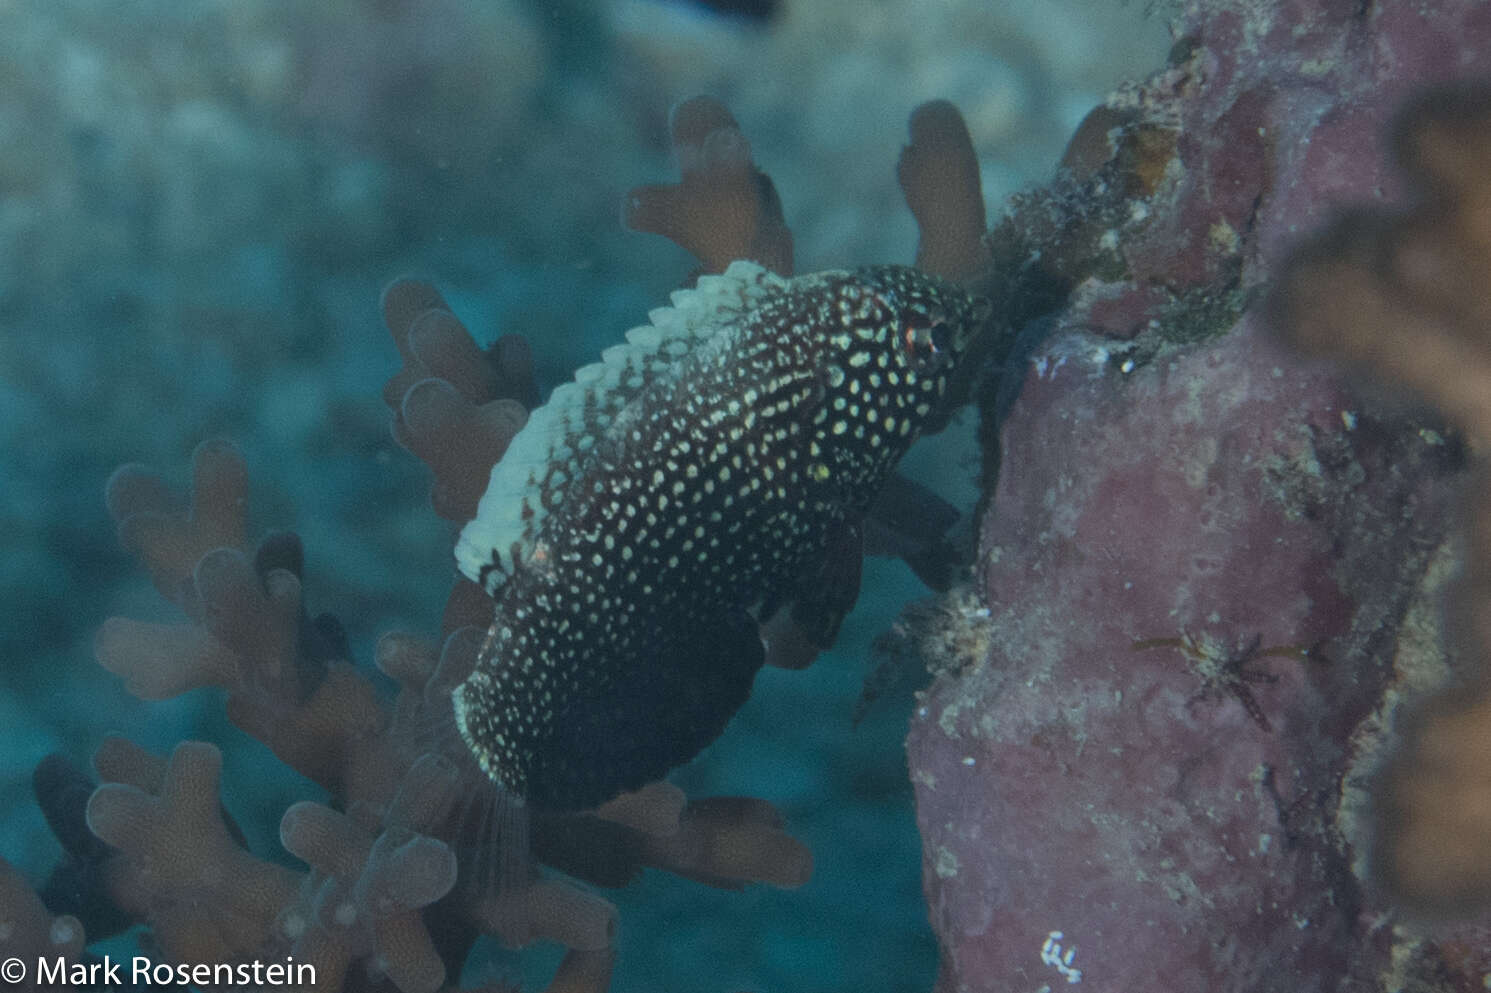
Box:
762;517;865;671
864;472;961;591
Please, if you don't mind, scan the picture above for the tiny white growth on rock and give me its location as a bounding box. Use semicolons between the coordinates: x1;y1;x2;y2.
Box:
1041;930;1083;984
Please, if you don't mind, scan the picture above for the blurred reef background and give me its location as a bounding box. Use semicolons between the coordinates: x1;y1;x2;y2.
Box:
0;1;1171;990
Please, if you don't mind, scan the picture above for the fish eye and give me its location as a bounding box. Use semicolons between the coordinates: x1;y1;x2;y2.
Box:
901;314;952;369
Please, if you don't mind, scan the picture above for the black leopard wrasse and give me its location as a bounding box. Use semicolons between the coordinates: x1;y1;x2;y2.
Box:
452;260;984;811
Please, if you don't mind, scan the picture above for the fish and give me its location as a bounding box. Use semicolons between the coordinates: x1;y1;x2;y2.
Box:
452;259;985;810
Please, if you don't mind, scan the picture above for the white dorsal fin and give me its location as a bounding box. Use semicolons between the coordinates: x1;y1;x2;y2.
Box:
456;260;788;593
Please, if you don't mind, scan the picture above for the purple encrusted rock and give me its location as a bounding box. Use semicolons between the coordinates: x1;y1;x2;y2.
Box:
908;0;1491;988
913;318;1384;991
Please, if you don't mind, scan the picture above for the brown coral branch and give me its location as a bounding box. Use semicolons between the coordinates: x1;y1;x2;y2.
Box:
85;741;302;962
94;616;239;699
1271;82;1491;915
381;277;536;522
470;878;618;952
278;798;457;993
399;378;528;522
641;796;813;891
898;99;989;285
105;439;248;604
381;278;534;411
0;857;85;991
622;95;794;277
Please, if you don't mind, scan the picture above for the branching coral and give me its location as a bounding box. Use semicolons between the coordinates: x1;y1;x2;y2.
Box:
43;430;816;992
897;100;988;288
0;856;84;989
622;95;794;278
3;93;1000;992
1272;83;1491;915
381;278;536;527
